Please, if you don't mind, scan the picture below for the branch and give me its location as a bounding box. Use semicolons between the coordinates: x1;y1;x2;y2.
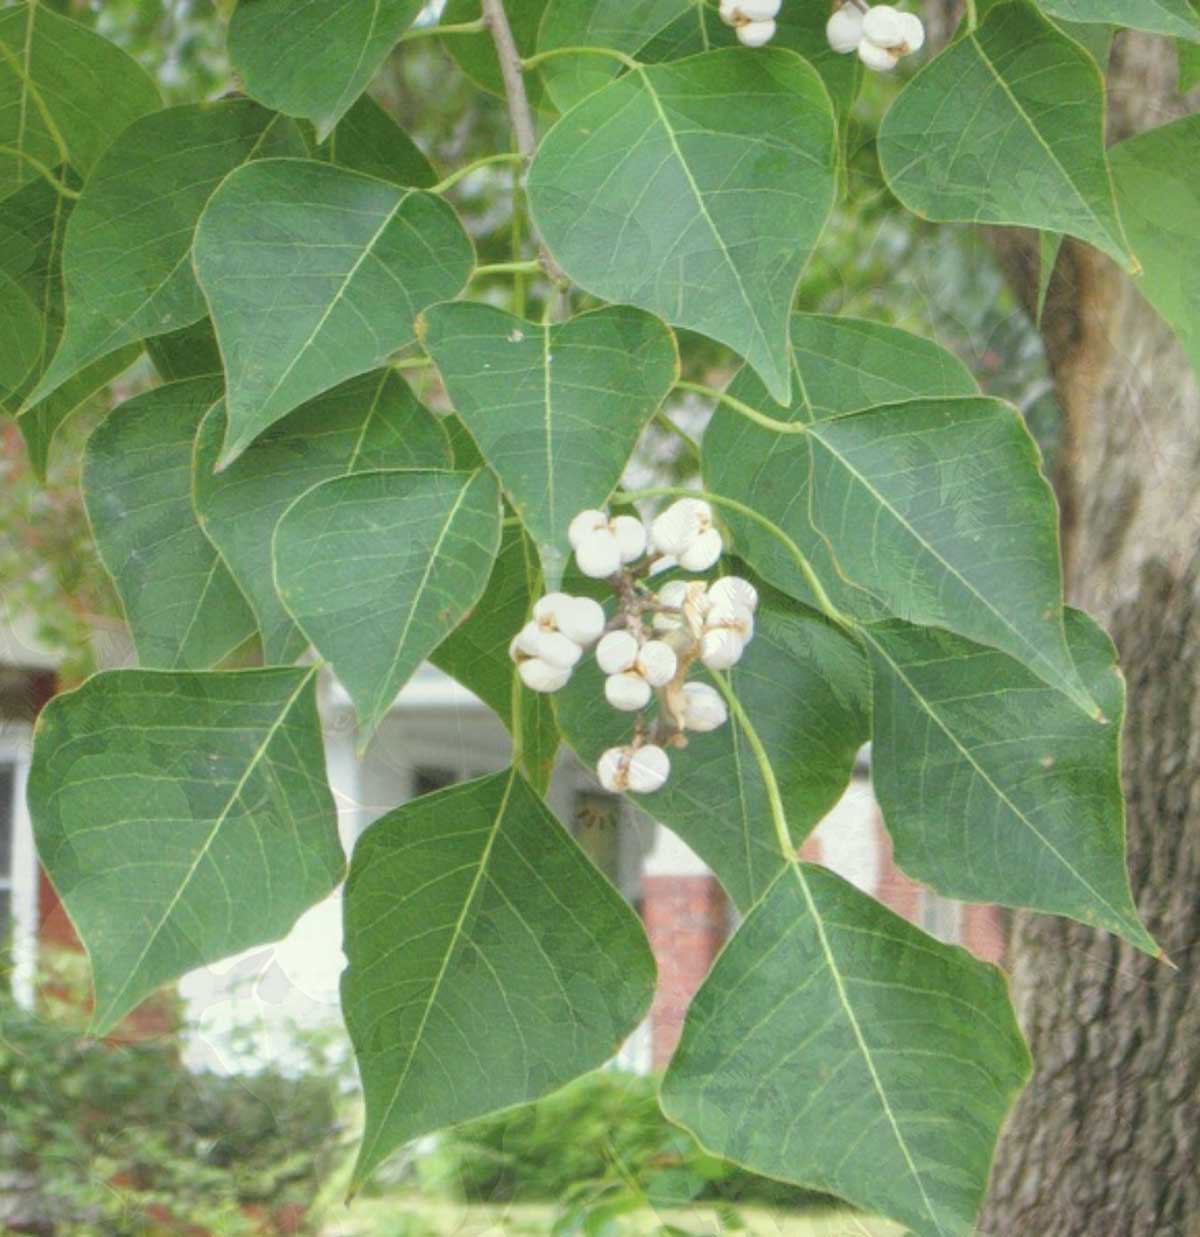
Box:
480;0;568;288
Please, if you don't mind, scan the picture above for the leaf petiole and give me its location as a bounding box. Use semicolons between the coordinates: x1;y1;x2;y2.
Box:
521;45;640;73
398;18;487;43
472;260;543;279
674;379;806;435
429;151;526;195
0;144;78;198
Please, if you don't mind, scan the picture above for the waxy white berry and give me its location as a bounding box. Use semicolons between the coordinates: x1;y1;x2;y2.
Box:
518;657;571;693
542;594;605;646
611;514;648;563
596;630;639;675
682;682;729;732
606;672;653;712
700;627;745;671
737;18;776;46
826;4;865;53
568;509;608;549
651;498;713;557
897;10;925;51
862;4;907;47
706;599;754;645
637;640;678;688
708;576;759;614
678;526;723;572
575;529;622;578
518;620;582;669
597;744;670;794
858;37;899;71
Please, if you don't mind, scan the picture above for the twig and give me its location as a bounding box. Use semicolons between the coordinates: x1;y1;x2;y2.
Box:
480;0;569;291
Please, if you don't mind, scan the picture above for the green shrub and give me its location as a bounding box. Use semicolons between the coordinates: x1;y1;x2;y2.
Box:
415;1070;837;1214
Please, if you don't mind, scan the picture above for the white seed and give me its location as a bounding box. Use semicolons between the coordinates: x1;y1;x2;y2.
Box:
735;0;781;18
708;575;759;613
705;599;755;644
509;622;541;662
637;640;678;688
858;38;899;71
700;627;745;671
597;745;630;792
737;17;776;45
718;0;741;26
606;671;653;712
682;682;729;732
535;628;583;669
650;498;713;557
862;4;906;46
575;529;622;578
678;526;724;572
568;509;608;549
555;596;606;646
518;657;571;693
611;515;648;564
627;744;670;793
596;630;639;675
897;10;925;51
533;592;571;624
826;4;865;53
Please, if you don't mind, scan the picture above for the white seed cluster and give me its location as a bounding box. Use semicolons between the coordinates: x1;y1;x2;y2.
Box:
509;498;760;796
826;1;925;71
719;0;782;48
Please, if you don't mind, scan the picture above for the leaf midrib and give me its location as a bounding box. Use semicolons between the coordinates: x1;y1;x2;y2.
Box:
91;665;317;1031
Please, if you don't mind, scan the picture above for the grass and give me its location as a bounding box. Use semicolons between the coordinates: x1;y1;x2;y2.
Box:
321;1196;902;1236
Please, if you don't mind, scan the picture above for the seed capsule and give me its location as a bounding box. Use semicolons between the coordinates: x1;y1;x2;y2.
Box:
826;4;865;53
596;630;639;675
737;17;776;46
518;657;571;693
682;682;729;732
606;672;653;712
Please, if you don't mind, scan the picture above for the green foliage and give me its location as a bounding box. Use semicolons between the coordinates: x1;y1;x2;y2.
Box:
7;2;1190;1233
0;954;344;1235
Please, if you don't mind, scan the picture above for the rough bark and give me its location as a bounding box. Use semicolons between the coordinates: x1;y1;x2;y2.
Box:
971;31;1200;1237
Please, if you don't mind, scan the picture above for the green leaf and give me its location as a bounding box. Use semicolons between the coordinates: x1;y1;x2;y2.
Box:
421;302;679;586
1180;36;1200;89
0;267;41;390
806;396;1096;714
228;0;424;141
315;94;436;187
23;101;305;410
430;522;560;793
1038;0;1200;39
194;369;452;666
28;665;344;1035
17;346;141;483
146;318;224;383
1110;114;1200;381
556;583;869;910
661;862;1031;1236
0;5;160;199
703;314;978;616
536;0;859;124
273;468;502;744
528;48;837;404
1035;231;1064;327
343;767;656;1189
441;0;551;107
193;158;475;465
879;1;1134;271
865;610;1156;953
84;377;258;670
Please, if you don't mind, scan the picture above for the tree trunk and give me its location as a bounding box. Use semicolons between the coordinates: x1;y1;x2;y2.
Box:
974;32;1200;1236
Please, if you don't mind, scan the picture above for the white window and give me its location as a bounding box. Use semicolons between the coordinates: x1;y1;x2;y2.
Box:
0;725;37;1007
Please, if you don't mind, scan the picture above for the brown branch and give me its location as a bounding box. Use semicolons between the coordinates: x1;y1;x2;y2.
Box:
480;0;568;289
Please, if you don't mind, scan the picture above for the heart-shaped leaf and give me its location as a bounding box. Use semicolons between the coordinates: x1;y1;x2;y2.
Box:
84;377;258;670
555;582;869;910
879;1;1134;270
0;5;159;199
343;768;656;1189
272;468;502;744
528;48;837;404
193;158;474;465
0;268;41;390
1110;114;1200;381
1038;0;1200;38
661;861;1031;1237
440;0;551;106
146;319;224;383
24;101;305;410
866;610;1155;952
27;665;344;1035
430;522;561;792
315;95;436;187
421;302;679;585
228;0;424;141
703;314;978;615
194;369;452;666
